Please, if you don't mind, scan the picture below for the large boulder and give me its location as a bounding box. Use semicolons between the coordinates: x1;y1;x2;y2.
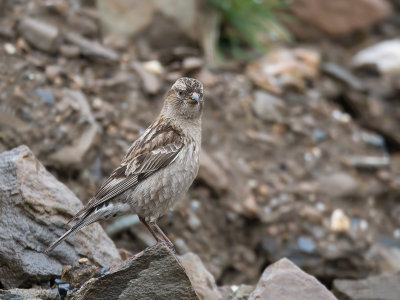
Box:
0;145;121;288
69;243;200;300
249;258;337;300
289;0;392;39
97;0;198;49
333;274;400;300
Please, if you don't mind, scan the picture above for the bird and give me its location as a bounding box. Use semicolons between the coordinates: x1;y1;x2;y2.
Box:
45;77;204;253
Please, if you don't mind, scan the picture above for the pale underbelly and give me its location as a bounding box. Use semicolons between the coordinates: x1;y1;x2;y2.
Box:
128;153;199;220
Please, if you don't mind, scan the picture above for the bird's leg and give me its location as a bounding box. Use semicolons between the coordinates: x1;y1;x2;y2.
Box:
151;222;174;249
139;216;161;243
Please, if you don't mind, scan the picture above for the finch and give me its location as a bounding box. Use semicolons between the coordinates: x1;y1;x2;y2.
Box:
45;77;204;253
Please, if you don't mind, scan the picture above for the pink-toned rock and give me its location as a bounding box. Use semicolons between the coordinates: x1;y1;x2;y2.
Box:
249;258;337;300
290;0;392;39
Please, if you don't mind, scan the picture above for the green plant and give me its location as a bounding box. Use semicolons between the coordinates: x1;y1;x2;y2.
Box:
207;0;291;60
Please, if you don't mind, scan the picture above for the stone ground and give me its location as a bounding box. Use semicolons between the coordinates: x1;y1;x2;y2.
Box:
0;0;400;298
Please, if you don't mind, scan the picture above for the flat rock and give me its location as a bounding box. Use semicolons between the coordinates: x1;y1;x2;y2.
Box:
18;17;60;53
333;274;400;300
198;151;229;195
248;258;337;300
48;90;100;170
352;39;400;74
64;32;119;63
131;61;162;95
252;90;286;123
290;0;392;39
317;172;359;198
0;146;121;288
180;252;223;300
69;243;200;300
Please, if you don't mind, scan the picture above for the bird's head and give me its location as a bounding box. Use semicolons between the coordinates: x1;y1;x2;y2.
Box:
163;77;204;120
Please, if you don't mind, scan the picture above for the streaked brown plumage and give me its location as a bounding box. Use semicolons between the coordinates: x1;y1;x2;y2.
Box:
45;77;204;253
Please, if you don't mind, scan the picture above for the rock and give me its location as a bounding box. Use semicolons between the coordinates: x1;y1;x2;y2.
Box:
182;57;204;71
59;44;80;58
69;243;199;300
0;146;121;288
180;252;223;300
367;243;400;275
352;39;400;74
198;151;229;195
317;172;359;198
252;90;286;123
290;0;392;39
330;209;351;233
246;48;320;94
4;43;16;55
342;155;390;169
97;0;198;48
64;32;119;63
249;258;337;300
131;61;162;95
322;63;365;91
333;274;400;300
0;288;58;300
61;263;100;289
18;17;60;53
34;88;56;106
142;60;164;75
48;90;100;170
219;285;254;300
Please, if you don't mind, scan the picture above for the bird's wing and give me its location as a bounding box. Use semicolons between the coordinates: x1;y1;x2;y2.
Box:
68;121;184;223
45;121;184;253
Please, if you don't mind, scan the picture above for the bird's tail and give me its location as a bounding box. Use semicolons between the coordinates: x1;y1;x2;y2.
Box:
44;201;117;253
44;211;91;254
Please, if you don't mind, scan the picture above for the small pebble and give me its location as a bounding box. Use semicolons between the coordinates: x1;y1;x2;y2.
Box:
99;266;110;277
4;43;16;55
78;257;88;264
297;236;316;253
330;208;351;233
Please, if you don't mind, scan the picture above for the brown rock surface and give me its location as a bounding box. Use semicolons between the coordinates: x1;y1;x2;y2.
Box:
290;0;392;39
0;145;121;288
17;17;60;53
180;252;223;300
249;258;337;300
333;274;400;300
69;243;199;300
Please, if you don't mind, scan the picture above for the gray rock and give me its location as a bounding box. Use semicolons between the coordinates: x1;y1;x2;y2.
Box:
97;0;198;45
252;91;286;123
219;285;254;300
180;252;223;300
0;288;57;300
198;151;229;195
64;32;119;63
249;258;337;300
18;17;60;53
48;90;100;170
0;145;121;288
333;274;400;300
131;61;161;95
69;243;199;300
317;172;359;198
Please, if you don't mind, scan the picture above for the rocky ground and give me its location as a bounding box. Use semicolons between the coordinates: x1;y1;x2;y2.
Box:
1;0;400;299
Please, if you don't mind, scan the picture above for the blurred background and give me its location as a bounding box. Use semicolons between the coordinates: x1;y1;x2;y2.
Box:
0;0;400;292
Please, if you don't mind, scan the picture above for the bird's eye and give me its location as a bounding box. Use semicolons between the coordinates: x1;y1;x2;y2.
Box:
178;91;184;97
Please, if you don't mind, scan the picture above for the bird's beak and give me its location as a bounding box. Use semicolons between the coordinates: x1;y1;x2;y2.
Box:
187;92;202;104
